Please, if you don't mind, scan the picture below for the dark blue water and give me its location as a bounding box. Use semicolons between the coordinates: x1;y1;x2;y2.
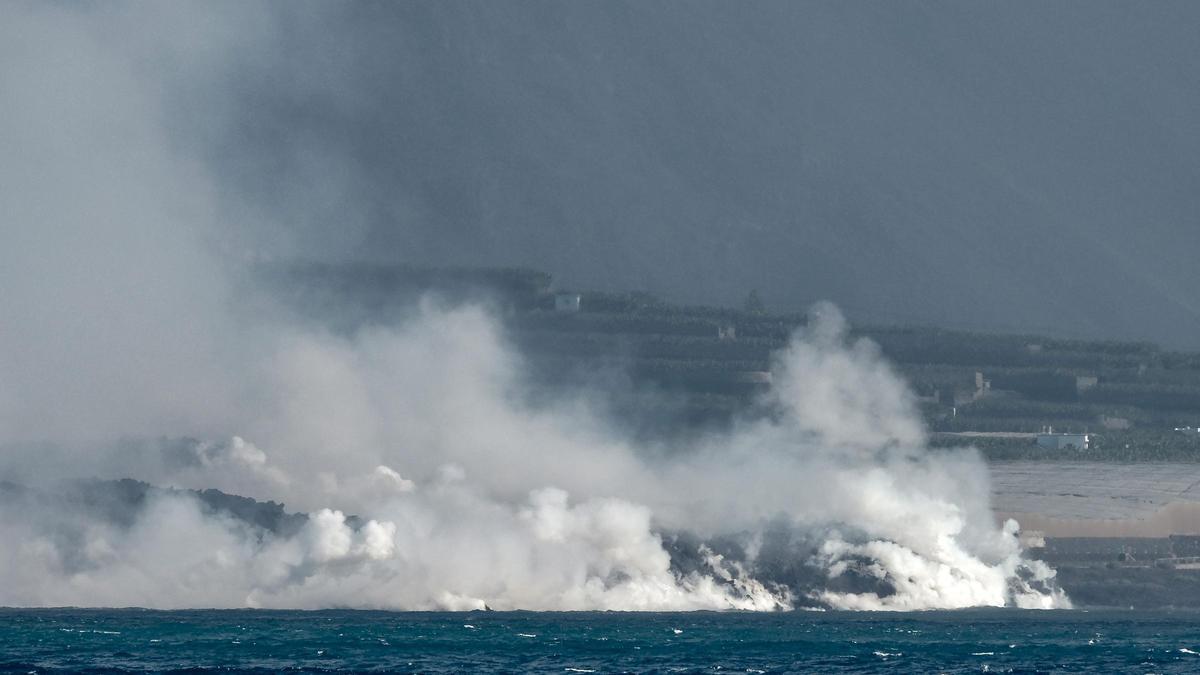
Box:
4;609;1200;673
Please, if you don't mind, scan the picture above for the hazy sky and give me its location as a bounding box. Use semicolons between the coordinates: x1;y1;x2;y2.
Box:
0;1;1090;611
9;2;1200;347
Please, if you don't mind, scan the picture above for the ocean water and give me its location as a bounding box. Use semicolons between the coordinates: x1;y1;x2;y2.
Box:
4;609;1200;673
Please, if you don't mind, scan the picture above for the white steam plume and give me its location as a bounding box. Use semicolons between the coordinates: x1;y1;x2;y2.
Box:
0;302;1066;610
0;3;1066;611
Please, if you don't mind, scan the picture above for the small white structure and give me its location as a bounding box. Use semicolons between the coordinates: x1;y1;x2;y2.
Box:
554;292;581;312
1099;415;1130;430
1036;433;1090;451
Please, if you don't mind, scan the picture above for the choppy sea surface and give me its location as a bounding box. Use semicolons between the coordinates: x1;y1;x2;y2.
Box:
4;608;1200;673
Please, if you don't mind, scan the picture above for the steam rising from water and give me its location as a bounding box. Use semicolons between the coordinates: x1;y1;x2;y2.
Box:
0;3;1066;611
0;303;1066;610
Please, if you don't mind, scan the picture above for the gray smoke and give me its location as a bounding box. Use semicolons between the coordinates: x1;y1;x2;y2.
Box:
0;2;1069;610
0;299;1067;609
194;1;1200;347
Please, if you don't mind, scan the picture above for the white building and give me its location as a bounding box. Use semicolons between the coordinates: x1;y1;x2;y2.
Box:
1036;433;1090;450
554;292;581;312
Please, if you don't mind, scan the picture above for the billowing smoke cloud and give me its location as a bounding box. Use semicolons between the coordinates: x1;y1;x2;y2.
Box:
0;3;1066;611
0;301;1066;610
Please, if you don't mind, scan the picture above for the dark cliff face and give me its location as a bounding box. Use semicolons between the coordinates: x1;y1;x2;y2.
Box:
0;479;308;541
186;1;1200;348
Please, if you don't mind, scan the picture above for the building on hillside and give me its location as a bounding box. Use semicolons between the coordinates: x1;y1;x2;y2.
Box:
946;371;991;407
1075;375;1099;393
975;371;992;394
1099;415;1131;430
717;323;737;341
554;292;582;312
1036;432;1090;451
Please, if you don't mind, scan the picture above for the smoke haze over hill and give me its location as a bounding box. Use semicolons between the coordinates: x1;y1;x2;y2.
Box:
9;3;1197;345
0;1;1190;612
174;1;1200;347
